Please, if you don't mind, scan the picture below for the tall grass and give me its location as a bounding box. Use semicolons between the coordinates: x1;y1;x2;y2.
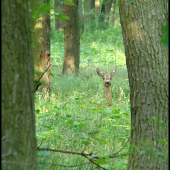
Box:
35;5;130;169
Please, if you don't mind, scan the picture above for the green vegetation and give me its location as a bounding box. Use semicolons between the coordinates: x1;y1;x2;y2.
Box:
35;5;131;170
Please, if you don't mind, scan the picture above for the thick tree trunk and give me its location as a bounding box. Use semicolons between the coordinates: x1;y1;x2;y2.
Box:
2;1;37;169
119;0;168;169
62;0;80;74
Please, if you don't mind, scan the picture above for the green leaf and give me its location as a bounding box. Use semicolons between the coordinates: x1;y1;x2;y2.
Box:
56;14;69;20
76;122;86;127
36;109;40;114
34;69;41;76
79;139;90;146
65;0;77;6
49;72;54;77
112;109;120;114
39;3;52;12
122;112;129;115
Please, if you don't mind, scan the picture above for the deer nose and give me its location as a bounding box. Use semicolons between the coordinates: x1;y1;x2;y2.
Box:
105;81;110;86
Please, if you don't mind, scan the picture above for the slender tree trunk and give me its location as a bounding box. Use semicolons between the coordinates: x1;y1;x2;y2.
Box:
109;0;116;25
119;0;168;169
42;0;51;94
84;0;95;27
62;0;80;74
100;0;113;22
95;0;100;22
54;0;63;31
78;0;84;34
30;0;51;94
2;1;37;169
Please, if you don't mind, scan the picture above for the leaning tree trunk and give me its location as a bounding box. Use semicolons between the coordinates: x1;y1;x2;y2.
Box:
2;1;37;169
62;0;80;75
119;0;168;169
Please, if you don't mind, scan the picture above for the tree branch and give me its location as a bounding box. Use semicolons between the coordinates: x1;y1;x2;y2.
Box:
34;64;51;92
48;162;90;170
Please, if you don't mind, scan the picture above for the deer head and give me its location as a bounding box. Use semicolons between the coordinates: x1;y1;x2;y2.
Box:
96;66;117;104
96;66;117;87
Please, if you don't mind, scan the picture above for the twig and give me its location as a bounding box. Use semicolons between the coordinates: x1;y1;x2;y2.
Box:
35;64;51;92
61;102;70;109
38;148;107;170
38;136;130;170
48;162;90;170
82;154;108;170
38;139;46;148
37;148;92;157
108;136;130;158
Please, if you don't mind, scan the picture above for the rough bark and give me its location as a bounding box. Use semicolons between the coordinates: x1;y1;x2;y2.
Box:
62;0;80;74
2;1;37;169
119;0;168;169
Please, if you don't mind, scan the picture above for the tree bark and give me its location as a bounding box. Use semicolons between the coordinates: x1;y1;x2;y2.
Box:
119;0;168;169
30;0;51;94
54;0;63;31
2;1;37;169
62;0;80;74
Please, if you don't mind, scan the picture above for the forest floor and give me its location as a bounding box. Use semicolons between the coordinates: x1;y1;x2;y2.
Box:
35;20;131;170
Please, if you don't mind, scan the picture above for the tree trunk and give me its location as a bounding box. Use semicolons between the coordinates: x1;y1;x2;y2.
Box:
42;0;51;94
78;0;84;34
95;0;100;22
119;0;168;169
2;1;37;169
109;0;116;25
100;0;113;22
54;0;63;31
30;0;51;94
84;0;95;27
62;0;80;74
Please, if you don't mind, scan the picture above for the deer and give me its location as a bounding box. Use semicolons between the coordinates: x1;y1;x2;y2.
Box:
96;66;117;106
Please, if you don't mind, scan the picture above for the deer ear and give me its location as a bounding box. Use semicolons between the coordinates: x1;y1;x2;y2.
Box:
96;68;104;78
110;66;117;77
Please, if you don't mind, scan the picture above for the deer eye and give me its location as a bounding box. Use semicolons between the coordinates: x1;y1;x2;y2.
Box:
110;78;112;80
103;78;105;80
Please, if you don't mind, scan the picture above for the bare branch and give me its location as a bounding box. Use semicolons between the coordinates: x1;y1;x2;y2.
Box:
34;64;51;92
108;136;130;158
38;139;46;148
37;148;92;157
48;162;90;170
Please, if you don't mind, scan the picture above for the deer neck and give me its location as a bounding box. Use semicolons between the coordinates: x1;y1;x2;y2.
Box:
104;86;112;102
